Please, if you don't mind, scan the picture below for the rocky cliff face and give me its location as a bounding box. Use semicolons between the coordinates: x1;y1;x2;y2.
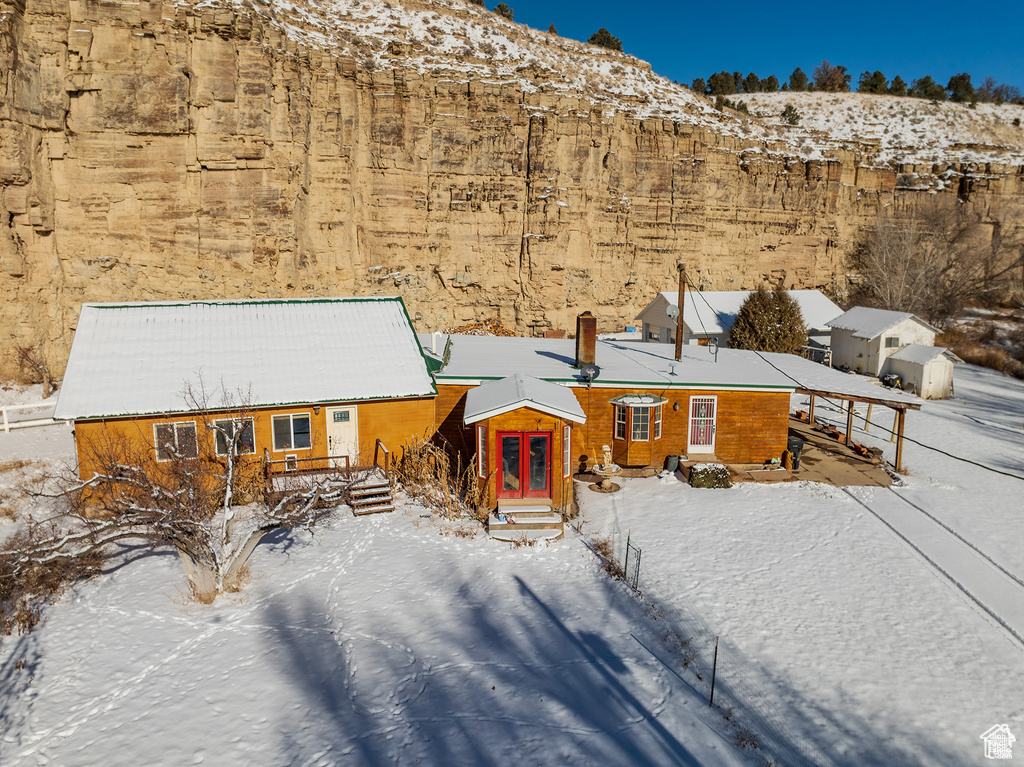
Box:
2;0;1023;378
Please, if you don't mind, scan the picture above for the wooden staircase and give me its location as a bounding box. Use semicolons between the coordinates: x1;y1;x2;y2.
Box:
488;503;564;542
347;473;395;516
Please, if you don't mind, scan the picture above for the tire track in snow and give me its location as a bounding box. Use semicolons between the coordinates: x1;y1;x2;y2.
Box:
844;487;1024;650
15;516;377;760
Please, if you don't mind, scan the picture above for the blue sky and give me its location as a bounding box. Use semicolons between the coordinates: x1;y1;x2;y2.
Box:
498;1;1024;90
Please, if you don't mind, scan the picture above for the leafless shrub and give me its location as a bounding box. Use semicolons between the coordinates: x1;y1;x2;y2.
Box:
734;727;760;751
12;344;55;398
392;434;483;521
593;536;624;579
0;459;36;475
0;530;103;635
508;534;537;549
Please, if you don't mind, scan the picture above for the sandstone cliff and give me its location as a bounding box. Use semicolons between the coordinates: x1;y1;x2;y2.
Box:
2;0;1023;378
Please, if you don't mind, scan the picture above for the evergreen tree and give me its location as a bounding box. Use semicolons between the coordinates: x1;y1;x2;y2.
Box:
858;70;888;94
728;287;808;354
690;78;707;94
707;70;736;95
909;75;946;100
743;72;761;93
946;73;975;103
888;75;908;97
494;2;513;20
469;0;485;5
780;104;801;125
759;75;779;92
789;67;809;92
548;23;557;35
587;28;623;51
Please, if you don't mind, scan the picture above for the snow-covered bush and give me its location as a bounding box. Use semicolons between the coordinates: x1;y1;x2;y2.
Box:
688;463;732;489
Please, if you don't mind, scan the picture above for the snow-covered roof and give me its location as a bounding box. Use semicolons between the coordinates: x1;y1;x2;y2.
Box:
888;344;963;366
55;298;436;420
642;290;843;334
463;374;586;425
435;336;795;391
756;352;920;406
826;307;939;339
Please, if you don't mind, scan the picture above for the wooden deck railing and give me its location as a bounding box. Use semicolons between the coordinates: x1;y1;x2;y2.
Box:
262;443;393;499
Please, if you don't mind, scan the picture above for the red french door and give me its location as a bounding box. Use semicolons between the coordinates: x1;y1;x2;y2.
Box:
496;432;551;499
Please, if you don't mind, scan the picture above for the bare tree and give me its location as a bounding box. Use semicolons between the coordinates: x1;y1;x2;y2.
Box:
2;383;351;621
813;60;851;92
13;344;55;399
851;201;1024;326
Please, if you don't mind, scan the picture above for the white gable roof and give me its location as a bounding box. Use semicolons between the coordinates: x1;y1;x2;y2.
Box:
826;306;939;339
641;290;843;334
887;344;962;366
55;298;436;420
463;374;586;425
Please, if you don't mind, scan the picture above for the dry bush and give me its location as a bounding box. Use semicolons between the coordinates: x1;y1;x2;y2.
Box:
593;536;624;579
392;435;483;520
0;459;36;475
734;727;760;751
508;534;537;549
939;327;1024;379
0;531;103;634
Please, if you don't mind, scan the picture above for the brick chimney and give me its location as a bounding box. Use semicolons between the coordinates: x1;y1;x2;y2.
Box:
575;311;596;368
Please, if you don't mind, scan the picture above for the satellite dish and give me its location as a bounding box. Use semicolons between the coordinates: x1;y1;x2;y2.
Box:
580;363;601;383
665;304;680;320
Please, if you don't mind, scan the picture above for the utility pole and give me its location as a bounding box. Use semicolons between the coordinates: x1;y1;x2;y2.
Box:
674;262;686;362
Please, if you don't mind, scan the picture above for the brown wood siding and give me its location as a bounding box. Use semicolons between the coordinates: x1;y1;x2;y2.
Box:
74;397;436;480
571;388;789;467
434;384;474;457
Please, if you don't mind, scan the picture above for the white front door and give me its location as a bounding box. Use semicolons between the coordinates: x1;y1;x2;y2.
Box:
687;395;717;453
326;406;358;468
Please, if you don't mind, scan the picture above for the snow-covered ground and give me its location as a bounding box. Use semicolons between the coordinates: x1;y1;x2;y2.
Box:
582;363;1024;765
0;432;759;765
2;364;1023;765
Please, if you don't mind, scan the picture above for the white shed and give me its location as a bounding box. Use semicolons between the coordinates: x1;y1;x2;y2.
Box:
826;307;939;376
636;290;843;348
882;345;962;399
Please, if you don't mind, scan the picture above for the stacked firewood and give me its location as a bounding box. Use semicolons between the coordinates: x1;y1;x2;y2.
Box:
442;319;517;337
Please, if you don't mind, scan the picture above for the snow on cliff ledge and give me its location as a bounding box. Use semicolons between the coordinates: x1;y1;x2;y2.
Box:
190;0;1024;166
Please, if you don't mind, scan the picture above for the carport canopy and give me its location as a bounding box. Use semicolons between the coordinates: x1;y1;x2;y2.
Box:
756;352;921;472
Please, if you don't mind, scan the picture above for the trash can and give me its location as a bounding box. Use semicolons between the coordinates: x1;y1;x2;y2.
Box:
664;454;680;473
787;436;805;471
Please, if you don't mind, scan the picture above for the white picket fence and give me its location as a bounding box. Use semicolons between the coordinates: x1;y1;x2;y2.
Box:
1;402;61;433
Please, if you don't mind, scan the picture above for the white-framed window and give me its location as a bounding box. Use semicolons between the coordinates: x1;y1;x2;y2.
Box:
615;405;628;440
154;421;198;462
214;417;256;457
563;425;571;479
632;407;650;441
611;396;666;443
477;425;487;478
885;336;900;348
272;413;311;452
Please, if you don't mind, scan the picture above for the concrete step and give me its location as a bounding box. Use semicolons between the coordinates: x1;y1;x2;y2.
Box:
489;528;564;543
489;513;562;527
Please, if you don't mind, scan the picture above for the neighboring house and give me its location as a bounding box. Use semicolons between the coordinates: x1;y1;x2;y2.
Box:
827;307;939;377
54;298;437;480
881;345;962;399
432;313;797;511
636;290;842;348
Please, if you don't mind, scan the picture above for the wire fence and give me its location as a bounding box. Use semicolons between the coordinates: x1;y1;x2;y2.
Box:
585;506;832;767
